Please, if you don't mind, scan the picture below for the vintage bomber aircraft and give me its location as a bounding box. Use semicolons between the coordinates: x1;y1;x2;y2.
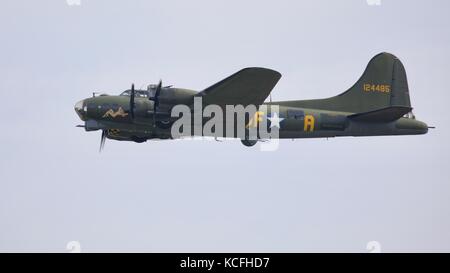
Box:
74;52;429;150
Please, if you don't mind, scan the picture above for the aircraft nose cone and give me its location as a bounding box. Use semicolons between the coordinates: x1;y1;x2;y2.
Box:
417;121;429;134
74;99;87;121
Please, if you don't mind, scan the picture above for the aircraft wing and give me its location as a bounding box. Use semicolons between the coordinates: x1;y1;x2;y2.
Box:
195;67;281;107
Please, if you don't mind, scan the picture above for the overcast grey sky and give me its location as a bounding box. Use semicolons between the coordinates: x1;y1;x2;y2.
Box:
0;0;449;252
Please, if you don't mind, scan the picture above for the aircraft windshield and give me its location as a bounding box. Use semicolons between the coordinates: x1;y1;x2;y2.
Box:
120;90;149;98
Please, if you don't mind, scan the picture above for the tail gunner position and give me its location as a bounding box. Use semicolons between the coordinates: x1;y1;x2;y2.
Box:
75;53;430;150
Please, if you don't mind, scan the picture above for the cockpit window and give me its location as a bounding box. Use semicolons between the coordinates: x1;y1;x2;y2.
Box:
120;90;131;96
136;91;149;98
120;90;150;98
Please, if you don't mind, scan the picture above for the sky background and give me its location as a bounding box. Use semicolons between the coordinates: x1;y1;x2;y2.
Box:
0;0;449;252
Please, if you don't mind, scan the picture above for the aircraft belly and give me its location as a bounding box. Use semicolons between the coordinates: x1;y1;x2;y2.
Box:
278;130;342;139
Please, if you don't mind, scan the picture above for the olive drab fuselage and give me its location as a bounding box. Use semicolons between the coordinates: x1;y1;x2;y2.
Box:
74;53;429;147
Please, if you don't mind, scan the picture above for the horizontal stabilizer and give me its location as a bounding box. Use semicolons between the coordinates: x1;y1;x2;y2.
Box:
348;106;412;122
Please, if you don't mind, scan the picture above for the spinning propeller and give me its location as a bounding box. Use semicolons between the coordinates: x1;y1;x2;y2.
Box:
99;129;107;152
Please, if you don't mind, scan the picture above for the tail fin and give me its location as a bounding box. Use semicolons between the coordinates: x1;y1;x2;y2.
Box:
338;52;411;113
287;52;412;115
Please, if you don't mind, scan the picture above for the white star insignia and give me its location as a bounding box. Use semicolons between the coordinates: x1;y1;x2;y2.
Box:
268;112;284;128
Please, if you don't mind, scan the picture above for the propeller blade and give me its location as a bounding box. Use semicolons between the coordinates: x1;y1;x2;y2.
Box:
99;130;106;152
130;83;135;119
154;79;162;108
153;80;163;129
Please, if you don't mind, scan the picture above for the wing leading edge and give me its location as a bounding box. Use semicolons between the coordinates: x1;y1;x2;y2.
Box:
195;67;281;107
